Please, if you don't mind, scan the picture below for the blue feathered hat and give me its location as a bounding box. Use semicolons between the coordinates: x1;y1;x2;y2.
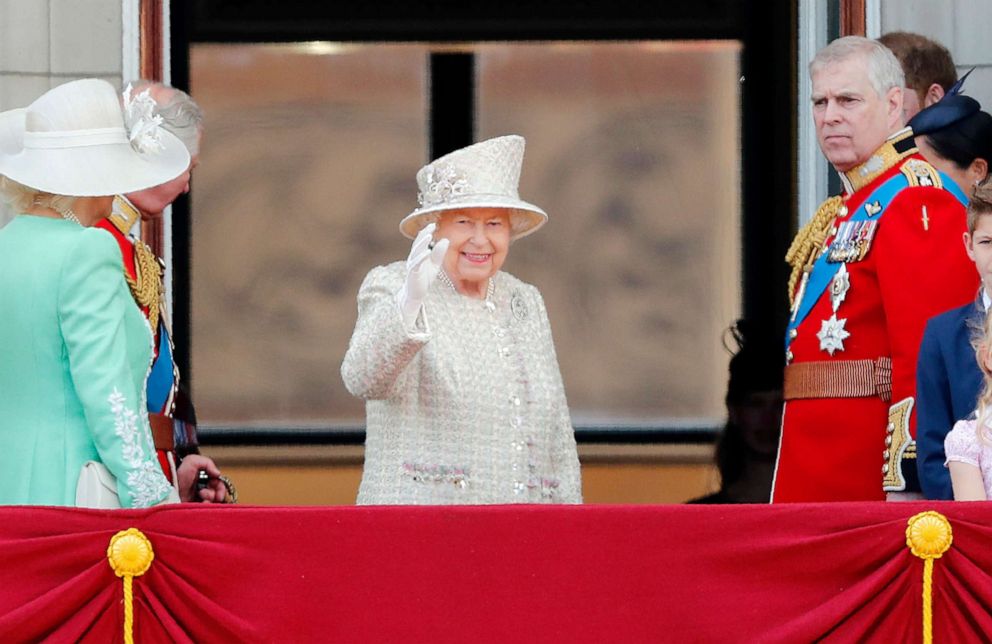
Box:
908;68;979;136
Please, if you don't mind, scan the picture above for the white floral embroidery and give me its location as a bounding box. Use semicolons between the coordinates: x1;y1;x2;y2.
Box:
108;386;171;507
128;462;172;508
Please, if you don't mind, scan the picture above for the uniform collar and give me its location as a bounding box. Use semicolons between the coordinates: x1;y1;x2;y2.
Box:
838;127;917;194
108;195;141;235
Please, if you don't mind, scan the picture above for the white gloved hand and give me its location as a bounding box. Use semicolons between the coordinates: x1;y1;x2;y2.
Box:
397;222;449;330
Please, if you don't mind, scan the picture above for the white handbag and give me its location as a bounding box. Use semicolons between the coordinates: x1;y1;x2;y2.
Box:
75;457;180;508
75;460;122;508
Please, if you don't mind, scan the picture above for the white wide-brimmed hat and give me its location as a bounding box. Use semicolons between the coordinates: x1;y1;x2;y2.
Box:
399;135;548;240
0;79;190;196
0;108;25;154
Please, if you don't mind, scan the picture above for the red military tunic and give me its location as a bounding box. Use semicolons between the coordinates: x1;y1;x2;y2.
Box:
773;129;979;502
96;197;179;481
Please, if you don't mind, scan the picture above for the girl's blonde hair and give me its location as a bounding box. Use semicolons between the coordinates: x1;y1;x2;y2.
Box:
972;310;992;443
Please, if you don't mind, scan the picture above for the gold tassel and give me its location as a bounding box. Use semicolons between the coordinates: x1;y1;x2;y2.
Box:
107;528;155;644
906;511;953;644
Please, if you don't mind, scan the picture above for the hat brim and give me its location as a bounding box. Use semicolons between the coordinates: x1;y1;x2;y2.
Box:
0;129;190;197
400;195;548;240
0;109;25;155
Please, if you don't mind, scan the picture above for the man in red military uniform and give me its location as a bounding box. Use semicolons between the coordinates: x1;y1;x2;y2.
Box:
772;36;979;502
96;82;230;503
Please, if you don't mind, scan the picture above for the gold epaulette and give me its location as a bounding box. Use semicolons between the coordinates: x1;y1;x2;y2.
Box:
900;158;944;189
785;195;843;301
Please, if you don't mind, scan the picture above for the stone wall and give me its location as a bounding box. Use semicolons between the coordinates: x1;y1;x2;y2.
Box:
882;0;992;108
0;0;123;224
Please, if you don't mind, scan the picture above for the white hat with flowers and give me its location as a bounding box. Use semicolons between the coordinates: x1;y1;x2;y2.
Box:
0;78;189;197
400;134;548;240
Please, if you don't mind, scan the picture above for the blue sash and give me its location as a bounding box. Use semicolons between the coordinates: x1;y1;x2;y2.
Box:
940;171;969;207
146;319;176;414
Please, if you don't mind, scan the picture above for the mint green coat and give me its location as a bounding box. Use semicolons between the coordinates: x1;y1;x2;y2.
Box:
0;215;173;507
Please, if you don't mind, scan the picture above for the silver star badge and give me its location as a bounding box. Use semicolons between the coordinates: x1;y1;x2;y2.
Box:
829;264;850;312
817;315;850;356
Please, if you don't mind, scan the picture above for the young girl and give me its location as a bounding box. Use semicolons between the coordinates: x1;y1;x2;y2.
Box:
946;309;992;500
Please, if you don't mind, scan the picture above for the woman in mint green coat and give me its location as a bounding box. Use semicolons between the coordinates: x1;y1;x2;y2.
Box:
0;79;192;507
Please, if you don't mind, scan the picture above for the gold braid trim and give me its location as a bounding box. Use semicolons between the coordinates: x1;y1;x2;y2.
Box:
126;240;163;332
785;195;843;299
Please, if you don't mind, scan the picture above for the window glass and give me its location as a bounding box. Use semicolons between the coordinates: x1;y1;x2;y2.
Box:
190;43;429;425
476;42;742;425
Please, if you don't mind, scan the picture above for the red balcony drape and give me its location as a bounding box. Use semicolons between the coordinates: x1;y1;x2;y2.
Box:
1;502;990;642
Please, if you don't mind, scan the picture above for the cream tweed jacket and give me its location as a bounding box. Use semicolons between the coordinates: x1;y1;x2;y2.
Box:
342;262;582;505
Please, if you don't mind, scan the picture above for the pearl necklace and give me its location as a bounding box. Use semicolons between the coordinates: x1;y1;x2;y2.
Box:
32;199;82;226
58;208;82;226
438;270;496;309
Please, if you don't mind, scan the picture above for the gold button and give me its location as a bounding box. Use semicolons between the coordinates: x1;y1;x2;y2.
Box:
882;464;889;474
883;450;890;460
789;329;798;339
839;205;848;216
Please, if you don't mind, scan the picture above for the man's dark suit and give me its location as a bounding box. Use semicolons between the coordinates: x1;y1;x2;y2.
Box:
916;297;985;499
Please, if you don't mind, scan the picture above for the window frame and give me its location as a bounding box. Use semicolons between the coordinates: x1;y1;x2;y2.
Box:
170;0;796;446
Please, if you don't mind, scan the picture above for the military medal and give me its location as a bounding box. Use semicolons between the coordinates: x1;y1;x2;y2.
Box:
818;265;852;355
829;264;850;311
827;220;878;263
817;314;850;355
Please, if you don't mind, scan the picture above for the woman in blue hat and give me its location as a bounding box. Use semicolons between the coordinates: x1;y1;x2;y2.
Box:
909;91;992;198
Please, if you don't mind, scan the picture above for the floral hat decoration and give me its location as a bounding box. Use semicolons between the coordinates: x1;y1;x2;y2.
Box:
399;135;548;240
0;78;189;197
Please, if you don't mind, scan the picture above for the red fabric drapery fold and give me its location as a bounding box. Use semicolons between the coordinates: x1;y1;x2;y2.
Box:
1;502;990;642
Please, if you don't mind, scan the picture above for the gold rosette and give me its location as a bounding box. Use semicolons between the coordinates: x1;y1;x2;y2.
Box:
107;528;155;644
108;528;155;576
906;511;952;560
906;511;953;644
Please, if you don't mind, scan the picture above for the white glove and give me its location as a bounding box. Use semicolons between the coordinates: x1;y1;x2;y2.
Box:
397;223;449;330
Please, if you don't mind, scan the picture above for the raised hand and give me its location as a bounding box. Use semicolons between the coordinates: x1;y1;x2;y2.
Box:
397;223;448;328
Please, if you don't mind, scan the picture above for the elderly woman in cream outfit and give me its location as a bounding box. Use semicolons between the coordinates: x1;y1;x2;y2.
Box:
342;135;582;504
0;79;202;507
